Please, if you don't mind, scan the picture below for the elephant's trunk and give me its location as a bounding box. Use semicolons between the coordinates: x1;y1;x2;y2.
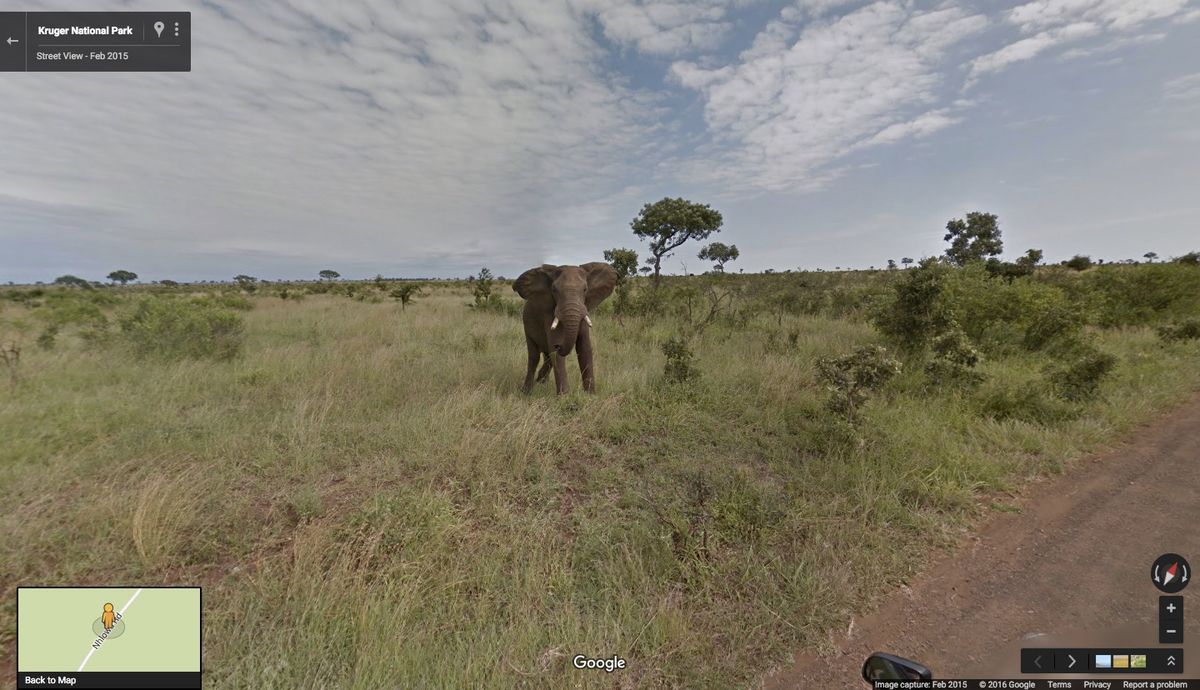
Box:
553;304;584;357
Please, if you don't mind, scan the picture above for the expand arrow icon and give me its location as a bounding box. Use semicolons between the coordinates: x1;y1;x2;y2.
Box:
5;37;18;45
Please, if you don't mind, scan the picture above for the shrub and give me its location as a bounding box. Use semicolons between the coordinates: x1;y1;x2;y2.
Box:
1044;344;1117;402
194;293;253;311
471;295;521;317
36;325;59;350
1064;255;1093;271
1022;302;1082;351
925;326;985;388
120;298;245;360
816;344;902;422
471;268;494;306
662;336;701;383
1080;264;1200;326
389;284;423;310
871;258;954;353
1157;320;1200;342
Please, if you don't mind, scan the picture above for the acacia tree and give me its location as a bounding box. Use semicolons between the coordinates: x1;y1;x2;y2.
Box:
603;248;638;282
319;269;340;281
389;283;423;310
107;269;138;285
943;212;1003;266
630;197;723;288
54;275;91;289
698;242;739;272
603;248;639;317
1064;255;1093;271
1016;248;1043;269
1143;252;1158;263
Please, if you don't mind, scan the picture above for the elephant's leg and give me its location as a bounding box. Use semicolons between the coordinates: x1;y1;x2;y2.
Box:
552;351;569;395
577;327;595;393
536;352;552;382
522;339;539;393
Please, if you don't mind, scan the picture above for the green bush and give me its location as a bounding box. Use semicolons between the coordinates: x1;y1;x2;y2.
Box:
1022;302;1083;351
662;336;701;383
871;258;954;353
119;298;245;360
194;293;254;311
1044;344;1117;402
925;326;985;388
816;344;902;422
471;295;521;317
940;264;1081;353
1157;320;1200;342
1064;255;1093;271
1080;264;1200;326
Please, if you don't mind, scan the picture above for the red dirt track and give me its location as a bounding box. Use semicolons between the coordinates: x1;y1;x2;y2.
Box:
763;393;1200;688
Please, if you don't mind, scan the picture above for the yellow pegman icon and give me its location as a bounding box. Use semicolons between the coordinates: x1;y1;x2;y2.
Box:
102;602;115;631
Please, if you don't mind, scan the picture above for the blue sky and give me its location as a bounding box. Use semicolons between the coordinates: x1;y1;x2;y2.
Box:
2;0;1198;283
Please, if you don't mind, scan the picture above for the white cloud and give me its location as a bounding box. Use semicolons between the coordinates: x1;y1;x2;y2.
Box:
1008;0;1192;32
2;0;1199;281
856;109;963;148
1059;31;1166;59
968;0;1193;85
968;22;1100;81
577;0;765;56
795;0;863;17
1163;72;1200;101
670;1;988;191
0;0;672;278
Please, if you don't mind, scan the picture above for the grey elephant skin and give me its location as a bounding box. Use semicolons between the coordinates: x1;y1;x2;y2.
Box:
512;263;618;394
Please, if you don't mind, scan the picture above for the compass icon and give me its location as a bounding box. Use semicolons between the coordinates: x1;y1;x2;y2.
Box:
1151;553;1191;593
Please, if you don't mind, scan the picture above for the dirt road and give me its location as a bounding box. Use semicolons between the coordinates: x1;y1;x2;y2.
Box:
763;394;1200;688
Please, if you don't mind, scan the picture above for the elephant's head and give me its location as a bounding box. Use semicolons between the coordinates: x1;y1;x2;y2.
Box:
513;262;617;356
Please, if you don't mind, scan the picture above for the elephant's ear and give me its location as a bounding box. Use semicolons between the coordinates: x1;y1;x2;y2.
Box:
581;262;618;311
513;264;558;300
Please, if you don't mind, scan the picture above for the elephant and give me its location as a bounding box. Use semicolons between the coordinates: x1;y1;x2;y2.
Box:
512;262;618;394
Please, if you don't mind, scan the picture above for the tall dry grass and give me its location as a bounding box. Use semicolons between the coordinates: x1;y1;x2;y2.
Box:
1;283;1198;687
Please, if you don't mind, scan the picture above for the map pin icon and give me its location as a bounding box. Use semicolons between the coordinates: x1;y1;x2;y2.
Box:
154;21;165;38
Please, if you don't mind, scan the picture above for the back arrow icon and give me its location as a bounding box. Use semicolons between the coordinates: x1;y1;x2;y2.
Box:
5;37;18;45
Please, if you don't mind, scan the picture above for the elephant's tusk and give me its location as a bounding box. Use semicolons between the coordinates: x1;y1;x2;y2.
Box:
585;315;593;327
551;317;559;330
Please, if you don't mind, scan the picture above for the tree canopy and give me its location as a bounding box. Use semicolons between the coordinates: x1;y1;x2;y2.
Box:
54;275;91;289
943;212;1002;266
631;197;723;285
107;269;138;285
603;248;639;282
698;242;739;272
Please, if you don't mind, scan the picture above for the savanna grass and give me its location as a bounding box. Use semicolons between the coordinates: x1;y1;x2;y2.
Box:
2;273;1198;688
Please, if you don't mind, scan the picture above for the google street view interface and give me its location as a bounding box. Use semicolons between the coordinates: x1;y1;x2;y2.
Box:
3;3;1199;690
